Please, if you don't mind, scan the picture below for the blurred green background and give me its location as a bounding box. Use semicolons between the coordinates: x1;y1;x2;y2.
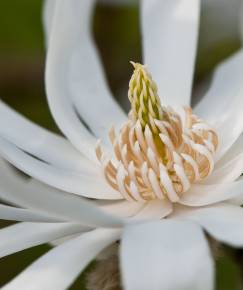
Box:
0;0;242;289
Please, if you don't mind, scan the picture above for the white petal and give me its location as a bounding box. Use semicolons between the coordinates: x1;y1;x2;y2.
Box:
97;200;144;218
174;203;243;248
141;0;200;106
0;161;124;228
180;180;243;206
0;222;85;259
0;204;60;223
216;133;243;168
3;228;121;290
43;0;56;46
61;0;126;142
194;50;243;160
202;153;243;184
229;178;243;205
195;50;243;123
0;101;94;172
133;199;172;220
46;1;98;161
46;0;126;158
121;220;214;290
0;136;122;200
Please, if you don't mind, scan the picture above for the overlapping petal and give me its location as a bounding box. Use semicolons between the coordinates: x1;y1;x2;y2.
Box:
0;101;94;171
174;203;243;247
0;157;124;228
133;200;172;220
0;222;85;259
202;154;243;184
141;0;200;107
195;50;243;124
180;180;243;206
194;50;243;160
2;228;121;290
0;204;59;223
46;0;126;157
43;0;56;45
0;137;122;200
121;220;214;290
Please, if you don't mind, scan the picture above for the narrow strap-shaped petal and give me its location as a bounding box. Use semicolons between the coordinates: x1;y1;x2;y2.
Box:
229;177;243;205
202;154;243;184
46;0;126;159
216;133;243;168
132;200;172;220
195;50;243;123
0;222;85;259
0;100;94;172
43;0;56;46
0;136;122;200
180;179;243;206
174;203;243;248
141;0;200;107
97;200;144;218
46;0;97;161
121;220;214;290
55;0;126;141
0;204;60;223
194;50;243;160
3;228;121;290
0;156;124;228
215;86;243;161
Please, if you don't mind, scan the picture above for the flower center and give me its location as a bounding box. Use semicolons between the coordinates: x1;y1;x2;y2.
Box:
96;63;218;202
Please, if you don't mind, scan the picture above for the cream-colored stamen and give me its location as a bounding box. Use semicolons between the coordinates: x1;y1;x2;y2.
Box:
96;63;218;202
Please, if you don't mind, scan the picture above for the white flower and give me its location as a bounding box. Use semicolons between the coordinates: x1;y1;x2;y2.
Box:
0;1;243;290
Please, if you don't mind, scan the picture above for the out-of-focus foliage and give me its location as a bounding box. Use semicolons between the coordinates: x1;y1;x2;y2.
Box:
0;1;242;289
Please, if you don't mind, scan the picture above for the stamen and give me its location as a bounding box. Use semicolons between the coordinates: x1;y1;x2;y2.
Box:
97;63;219;203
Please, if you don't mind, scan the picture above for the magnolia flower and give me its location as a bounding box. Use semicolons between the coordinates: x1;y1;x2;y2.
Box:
0;0;243;290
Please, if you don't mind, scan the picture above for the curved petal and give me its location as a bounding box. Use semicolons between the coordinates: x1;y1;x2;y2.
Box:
141;0;200;107
0;222;85;259
121;220;214;290
215;87;243;161
0;204;60;223
202;154;243;184
216;133;243;168
0;136;122;200
0;101;94;172
0;159;124;228
3;228;121;290
46;0;97;161
64;0;126;142
194;50;243;123
133;200;172;220
194;50;243;160
43;0;56;46
174;203;243;248
46;0;126;159
180;180;243;206
97;200;144;218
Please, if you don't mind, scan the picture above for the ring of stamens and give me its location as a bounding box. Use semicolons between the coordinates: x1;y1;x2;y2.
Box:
96;63;218;203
